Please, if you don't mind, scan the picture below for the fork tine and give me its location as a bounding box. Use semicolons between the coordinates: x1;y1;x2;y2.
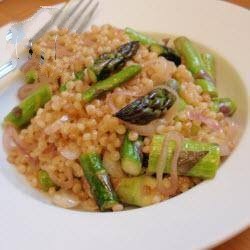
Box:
75;1;99;33
56;0;82;28
31;0;77;41
63;0;92;30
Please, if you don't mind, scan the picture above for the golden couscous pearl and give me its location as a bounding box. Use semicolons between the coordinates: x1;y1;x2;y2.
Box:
111;151;120;161
86;104;96;115
116;125;126;135
128;131;139;141
72;182;82;193
82;133;91;141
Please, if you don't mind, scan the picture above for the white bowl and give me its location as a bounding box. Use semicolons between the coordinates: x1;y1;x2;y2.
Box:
0;0;249;249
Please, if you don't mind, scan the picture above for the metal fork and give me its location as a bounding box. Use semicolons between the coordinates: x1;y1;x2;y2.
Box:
0;0;99;79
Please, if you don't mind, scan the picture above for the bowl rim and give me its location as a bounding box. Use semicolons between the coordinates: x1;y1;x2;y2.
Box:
0;0;249;249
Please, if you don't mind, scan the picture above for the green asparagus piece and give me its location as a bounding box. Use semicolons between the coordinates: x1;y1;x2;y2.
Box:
25;70;38;84
195;79;218;97
121;132;143;176
82;64;141;103
74;70;84;80
59;83;67;92
115;88;176;125
116;176;160;207
87;41;139;82
79;153;119;211
125;28;181;66
202;53;216;80
147;135;177;174
38;170;55;191
174;37;213;82
147;135;220;179
211;97;237;117
4;84;52;128
147;135;164;173
149;44;181;66
125;27;158;46
178;97;187;111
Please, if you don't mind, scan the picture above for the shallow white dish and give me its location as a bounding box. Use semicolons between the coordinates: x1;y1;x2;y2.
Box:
0;0;249;249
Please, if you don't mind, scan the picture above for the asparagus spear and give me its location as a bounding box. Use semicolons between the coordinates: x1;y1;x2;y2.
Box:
125;27;158;46
82;64;141;103
25;70;38;84
79;153;119;211
74;70;84;80
211;97;237;116
125;27;181;66
115;88;176;125
116;176;161;207
201;53;216;80
38;170;55;191
195;79;218;97
4;84;52;128
182;139;220;178
147;135;177;174
121;132;143;176
87;41;139;82
174;37;214;82
147;135;220;179
150;44;181;66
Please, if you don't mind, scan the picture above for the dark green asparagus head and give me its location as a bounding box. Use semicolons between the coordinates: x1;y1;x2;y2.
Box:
150;44;181;66
177;151;208;175
88;41;140;82
117;41;140;59
115;88;176;125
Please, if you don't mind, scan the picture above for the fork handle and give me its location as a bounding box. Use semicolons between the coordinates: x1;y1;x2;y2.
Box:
0;60;17;79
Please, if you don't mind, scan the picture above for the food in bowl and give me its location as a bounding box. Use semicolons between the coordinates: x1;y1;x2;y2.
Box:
2;25;238;212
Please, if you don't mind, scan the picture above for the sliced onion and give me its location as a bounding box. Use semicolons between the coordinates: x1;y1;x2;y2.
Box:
18;82;42;100
114;89;140;97
164;100;179;123
3;125;38;166
156;131;183;197
188;110;220;131
106;94;119;114
59;148;80;160
44;115;69;135
124;121;157;137
2;125;16;152
52;190;80;209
